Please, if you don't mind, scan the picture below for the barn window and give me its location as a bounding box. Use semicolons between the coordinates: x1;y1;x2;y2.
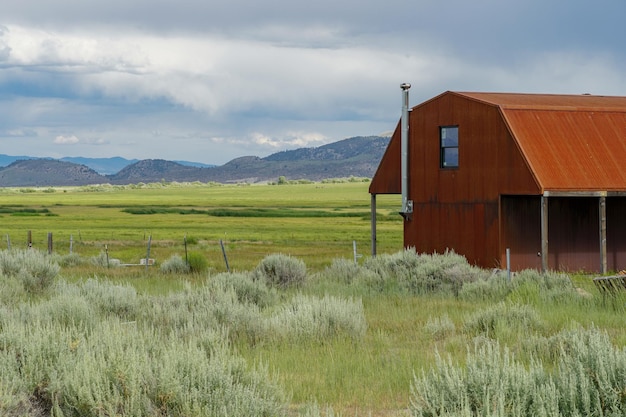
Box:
440;126;459;168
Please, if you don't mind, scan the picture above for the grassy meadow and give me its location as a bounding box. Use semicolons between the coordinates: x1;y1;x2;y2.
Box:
1;180;626;417
0;181;402;279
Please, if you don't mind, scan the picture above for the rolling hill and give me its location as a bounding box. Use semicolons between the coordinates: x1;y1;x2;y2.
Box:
0;135;390;187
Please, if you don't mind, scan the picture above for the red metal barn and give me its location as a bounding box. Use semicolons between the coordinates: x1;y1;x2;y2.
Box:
370;90;626;273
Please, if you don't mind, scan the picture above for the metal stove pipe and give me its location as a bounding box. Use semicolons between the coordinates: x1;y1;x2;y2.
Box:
400;83;412;219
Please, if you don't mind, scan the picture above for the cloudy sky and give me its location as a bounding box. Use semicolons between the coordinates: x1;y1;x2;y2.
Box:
1;0;624;165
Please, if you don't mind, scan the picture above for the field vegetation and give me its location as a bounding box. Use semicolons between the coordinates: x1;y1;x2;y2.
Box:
0;181;401;279
0;181;625;416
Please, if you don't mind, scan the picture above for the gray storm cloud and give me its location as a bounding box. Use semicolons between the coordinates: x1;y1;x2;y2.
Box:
0;0;624;164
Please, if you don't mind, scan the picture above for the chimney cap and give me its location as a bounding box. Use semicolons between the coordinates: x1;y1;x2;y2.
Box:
400;83;411;90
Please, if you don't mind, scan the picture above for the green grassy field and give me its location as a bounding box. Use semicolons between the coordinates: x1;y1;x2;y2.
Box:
0;181;402;276
1;181;625;417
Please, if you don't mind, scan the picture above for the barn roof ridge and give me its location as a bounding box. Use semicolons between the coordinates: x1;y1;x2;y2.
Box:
450;91;626;112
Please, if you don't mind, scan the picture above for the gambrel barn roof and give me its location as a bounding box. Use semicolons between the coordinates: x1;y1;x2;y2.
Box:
370;91;626;195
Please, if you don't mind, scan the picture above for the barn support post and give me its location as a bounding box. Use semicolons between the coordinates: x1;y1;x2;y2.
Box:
541;196;549;272
599;196;607;274
371;193;377;257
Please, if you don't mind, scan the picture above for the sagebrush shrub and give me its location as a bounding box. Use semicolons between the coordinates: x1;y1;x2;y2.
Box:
160;254;190;274
0;249;60;293
458;271;511;302
0;285;287;416
268;294;367;343
425;314;456;340
209;272;277;308
253;253;307;288
323;258;362;284
411;339;554;417
410;326;626;417
362;248;488;295
80;279;139;319
51;252;86;267
507;269;578;305
458;269;581;305
89;251;120;268
0;277;26;306
463;302;544;339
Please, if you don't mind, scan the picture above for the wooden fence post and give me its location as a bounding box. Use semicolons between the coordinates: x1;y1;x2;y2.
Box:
145;235;152;271
184;235;188;266
220;239;230;273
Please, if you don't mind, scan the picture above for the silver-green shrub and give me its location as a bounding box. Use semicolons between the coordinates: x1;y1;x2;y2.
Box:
411;339;556;417
411;326;626;417
0;249;60;293
142;282;266;345
0;250;22;277
268;294;367;343
34;290;97;330
322;258;363;284
507;270;578;305
463;302;544;339
79;278;139;320
209;272;278;308
0;288;288;416
253;253;307;288
159;253;190;274
425;314;456;340
0;258;374;416
362;248;488;296
552;326;626;416
0;275;27;306
89;251;120;268
458;271;511;302
49;252;86;268
459;269;580;304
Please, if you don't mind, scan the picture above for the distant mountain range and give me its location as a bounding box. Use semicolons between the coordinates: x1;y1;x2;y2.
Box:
0;136;391;187
0;155;215;176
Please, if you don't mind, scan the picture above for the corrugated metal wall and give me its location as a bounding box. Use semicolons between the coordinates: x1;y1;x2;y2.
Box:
402;93;539;269
500;196;542;270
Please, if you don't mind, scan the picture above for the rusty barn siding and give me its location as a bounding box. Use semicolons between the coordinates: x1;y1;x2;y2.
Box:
401;92;540;268
369;121;401;194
